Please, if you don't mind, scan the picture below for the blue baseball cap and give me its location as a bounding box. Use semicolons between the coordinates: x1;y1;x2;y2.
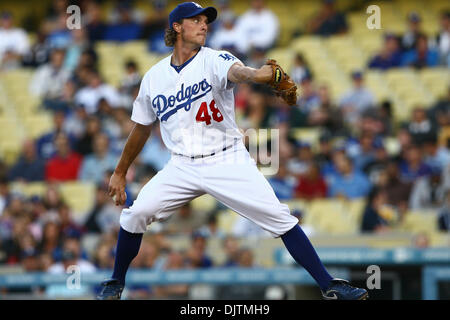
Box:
169;2;217;29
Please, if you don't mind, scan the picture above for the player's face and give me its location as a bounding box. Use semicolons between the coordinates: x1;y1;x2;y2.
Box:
180;14;208;47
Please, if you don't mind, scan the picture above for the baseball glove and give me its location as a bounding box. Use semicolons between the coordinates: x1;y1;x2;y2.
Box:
266;59;298;106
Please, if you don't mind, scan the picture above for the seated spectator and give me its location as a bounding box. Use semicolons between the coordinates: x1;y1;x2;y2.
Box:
45;132;83;182
22;27;52;68
57;202;84;238
83;1;107;42
327;154;371;199
0;11;30;70
83;183;122;234
288;142;315;176
92;240;115;269
29;48;71;109
432;11;450;66
119;60;142;106
141;0;169;54
363;143;390;184
361;188;393;233
296;75;320;114
8;140;46;182
409;170;447;210
422;135;450;173
368;33;402;70
402;12;424;52
154;249;189;299
347;132;379;171
406;107;438;146
36;111;77;160
221;235;240;267
307;0;348;37
74;115;102;156
399;144;432;183
268;161;295;200
63;28;90;72
79;133;118;184
209;11;247;58
438;190;450;231
339;71;375;126
401;34;439;68
240;84;275;129
103;2;142;42
162;203;208;236
197;211;226;239
290;53;311;85
37;221;63;261
314;133;334;170
428;86;450;130
139;123;171;171
235;0;279;53
185;231;213;268
74;69;122;115
295;162;327;200
308;84;345;135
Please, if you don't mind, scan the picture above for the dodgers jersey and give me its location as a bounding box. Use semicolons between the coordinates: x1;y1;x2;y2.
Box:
131;47;243;157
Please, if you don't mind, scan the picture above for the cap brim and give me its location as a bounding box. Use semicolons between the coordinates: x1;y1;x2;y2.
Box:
185;6;217;24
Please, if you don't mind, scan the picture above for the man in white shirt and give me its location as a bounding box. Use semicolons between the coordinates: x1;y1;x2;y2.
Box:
0;11;30;69
74;69;122;114
234;0;279;54
29;48;71;100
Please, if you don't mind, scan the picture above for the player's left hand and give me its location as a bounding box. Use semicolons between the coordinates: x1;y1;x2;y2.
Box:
266;59;298;106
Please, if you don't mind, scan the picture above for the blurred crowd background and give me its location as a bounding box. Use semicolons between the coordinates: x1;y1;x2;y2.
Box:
0;0;449;299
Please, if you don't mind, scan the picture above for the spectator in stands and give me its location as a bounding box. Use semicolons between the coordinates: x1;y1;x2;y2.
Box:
308;84;345;135
362;143;390;185
186;231;213;268
422;135;450;174
83;1;107;42
36;111;76;160
347;132;378;171
307;0;348;37
41;183;65;212
93;240;115;269
361;188;392;233
141;0;170;54
8;139;46;182
79;133;118;184
409;168;447;210
154;249;189;299
399;144;432;183
406;107;438;146
103;2;142;42
327;154;371;199
163;203;208;236
74;115;102;156
240;84;275;129
438;190;450;231
209;11;247;58
45;132;83;182
235;0;279;53
339;71;375;126
295;162;327;200
290;53;311;85
74;69;122;115
401;34;439;69
288;143;315;176
57;202;84;239
428;86;450;130
221;235;240;267
314;134;333;170
0;11;30;70
29;48;71;108
119;60;142;108
197;211;226;239
1;213;32;264
412;232;430;248
139;123;171;172
402;12;424;52
63;28;90;72
22;27;51;68
83;182;122;234
432;11;450;66
296;75;320;114
268;161;295;200
368;33;402;70
37;221;63;261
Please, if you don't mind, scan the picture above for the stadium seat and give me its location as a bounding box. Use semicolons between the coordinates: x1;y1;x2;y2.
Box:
191;194;218;213
59;182;96;221
399;210;439;234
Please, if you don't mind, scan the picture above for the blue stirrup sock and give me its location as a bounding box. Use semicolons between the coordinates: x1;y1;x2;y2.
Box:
111;227;143;285
281;224;333;291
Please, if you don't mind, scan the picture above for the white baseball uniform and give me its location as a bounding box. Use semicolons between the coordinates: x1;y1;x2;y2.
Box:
120;46;298;237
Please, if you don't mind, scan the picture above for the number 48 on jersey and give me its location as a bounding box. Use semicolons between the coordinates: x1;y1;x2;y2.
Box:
195;100;223;125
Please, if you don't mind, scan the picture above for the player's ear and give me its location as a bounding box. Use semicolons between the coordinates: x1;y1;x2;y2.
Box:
173;21;182;34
